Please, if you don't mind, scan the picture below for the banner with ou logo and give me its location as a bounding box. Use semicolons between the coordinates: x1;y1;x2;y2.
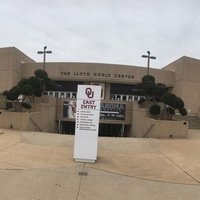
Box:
74;85;101;163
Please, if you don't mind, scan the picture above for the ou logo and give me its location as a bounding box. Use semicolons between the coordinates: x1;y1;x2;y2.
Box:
85;88;94;98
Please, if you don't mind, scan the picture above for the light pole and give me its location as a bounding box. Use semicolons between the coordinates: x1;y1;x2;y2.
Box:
141;51;156;75
37;46;52;71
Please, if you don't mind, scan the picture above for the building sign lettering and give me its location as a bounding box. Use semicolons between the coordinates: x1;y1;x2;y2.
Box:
60;71;134;80
81;100;97;109
100;103;126;120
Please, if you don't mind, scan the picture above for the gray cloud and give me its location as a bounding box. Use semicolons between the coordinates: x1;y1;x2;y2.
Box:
0;0;200;68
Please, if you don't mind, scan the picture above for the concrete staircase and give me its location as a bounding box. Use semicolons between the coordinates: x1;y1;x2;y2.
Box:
174;115;200;129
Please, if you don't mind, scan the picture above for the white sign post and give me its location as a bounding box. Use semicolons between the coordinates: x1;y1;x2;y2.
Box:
73;85;101;163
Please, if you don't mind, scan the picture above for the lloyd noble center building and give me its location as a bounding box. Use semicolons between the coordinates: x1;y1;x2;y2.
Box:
0;47;199;138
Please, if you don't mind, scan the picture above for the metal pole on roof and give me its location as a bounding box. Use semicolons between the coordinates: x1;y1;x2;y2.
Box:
141;51;156;75
37;46;52;71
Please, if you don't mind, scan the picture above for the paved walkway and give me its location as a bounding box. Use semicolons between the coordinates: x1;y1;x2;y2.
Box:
0;129;199;199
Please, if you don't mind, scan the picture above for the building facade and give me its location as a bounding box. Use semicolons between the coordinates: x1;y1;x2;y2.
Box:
0;47;199;136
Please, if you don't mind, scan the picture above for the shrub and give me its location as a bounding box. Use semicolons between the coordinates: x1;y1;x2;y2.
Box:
27;76;41;88
138;97;145;105
166;107;175;115
139;75;187;119
143;82;156;95
6;102;13;109
176;97;184;108
178;107;187;116
154;84;168;99
22;102;31;109
142;75;155;84
7;87;21;100
21;84;34;96
149;104;161;115
34;69;48;80
161;92;177;108
34;88;43;97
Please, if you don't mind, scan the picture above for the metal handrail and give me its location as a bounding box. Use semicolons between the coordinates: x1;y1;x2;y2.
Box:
143;124;154;138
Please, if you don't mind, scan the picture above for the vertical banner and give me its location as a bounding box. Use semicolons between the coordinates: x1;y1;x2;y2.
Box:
73;85;101;163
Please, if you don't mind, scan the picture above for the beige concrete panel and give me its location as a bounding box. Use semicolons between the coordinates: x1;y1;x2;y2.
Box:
22;62;174;85
145;118;188;139
131;105;147;137
0;71;11;91
0;143;74;169
149;139;200;176
0;57;9;70
88;138;197;184
25;96;57;132
0;111;25;130
174;80;200;98
13;70;22;86
187;63;200;81
0;99;57;132
79;168;200;200
20;131;74;147
0;129;199;199
0;169;81;200
0;71;14;91
184;96;200;114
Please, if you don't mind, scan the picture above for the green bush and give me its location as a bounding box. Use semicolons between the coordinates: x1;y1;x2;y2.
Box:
149;104;161;115
7;87;21;100
45;78;57;90
22;102;31;109
34;88;43;97
27;76;41;88
17;79;29;87
142;75;155;84
138;97;145;105
6;102;13;109
139;75;187;119
21;84;34;96
178;107;187;116
34;69;48;80
176;97;184;108
161;92;177;108
143;82;156;95
154;84;168;99
166;107;175;115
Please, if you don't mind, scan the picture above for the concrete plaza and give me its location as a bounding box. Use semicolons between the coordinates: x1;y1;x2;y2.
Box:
0;129;199;199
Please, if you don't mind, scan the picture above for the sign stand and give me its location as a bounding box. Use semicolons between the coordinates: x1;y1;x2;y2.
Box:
73;85;101;163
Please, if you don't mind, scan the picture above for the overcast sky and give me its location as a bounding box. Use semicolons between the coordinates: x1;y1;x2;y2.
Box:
0;0;200;68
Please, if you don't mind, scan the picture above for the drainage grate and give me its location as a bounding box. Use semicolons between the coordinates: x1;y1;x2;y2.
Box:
78;171;88;176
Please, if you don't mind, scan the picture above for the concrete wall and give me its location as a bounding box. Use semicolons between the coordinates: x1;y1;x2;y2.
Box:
164;56;200;115
131;104;188;138
145;118;188;139
0;110;37;131
22;62;174;86
0;47;35;92
30;96;57;132
0;96;57;133
131;103;148;137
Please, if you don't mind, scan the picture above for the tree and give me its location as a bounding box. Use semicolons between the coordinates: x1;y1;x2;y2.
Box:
138;75;187;119
149;104;161;115
3;69;56;111
34;69;48;80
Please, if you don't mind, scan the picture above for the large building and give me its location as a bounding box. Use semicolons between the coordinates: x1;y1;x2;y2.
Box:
0;47;199;137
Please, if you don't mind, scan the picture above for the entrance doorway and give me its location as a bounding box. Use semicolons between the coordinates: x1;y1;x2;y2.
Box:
58;121;130;137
